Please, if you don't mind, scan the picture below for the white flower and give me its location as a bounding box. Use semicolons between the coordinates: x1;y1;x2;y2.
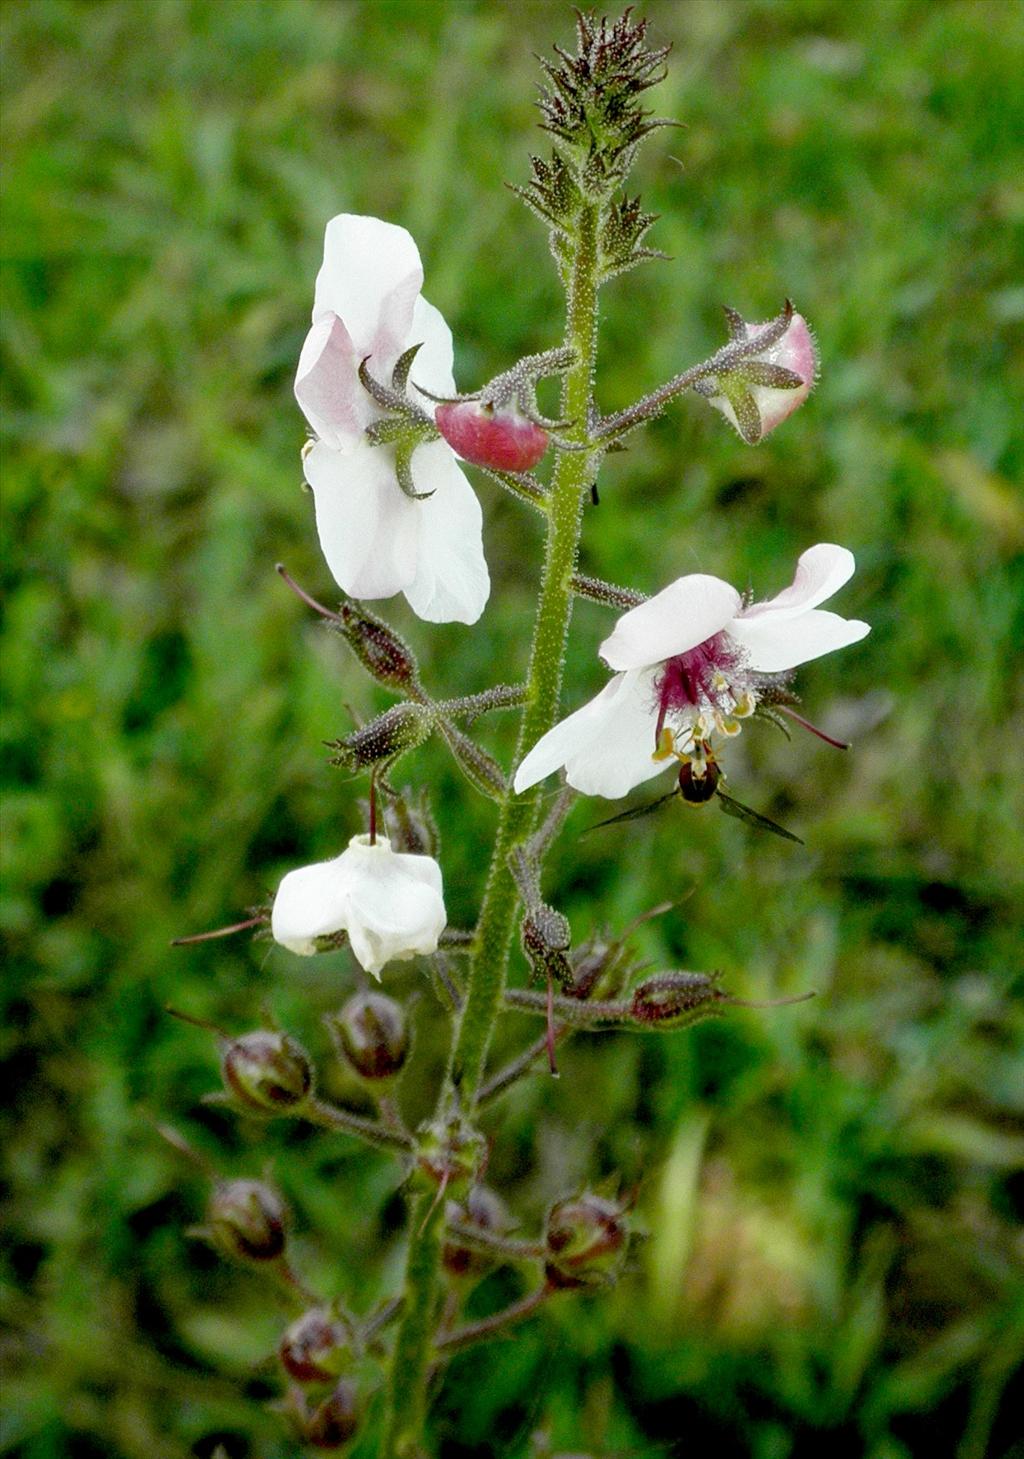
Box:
271;834;446;977
697;308;817;444
294;214;489;625
513;544;869;800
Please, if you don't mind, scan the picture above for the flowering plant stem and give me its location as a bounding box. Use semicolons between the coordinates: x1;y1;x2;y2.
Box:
381;203;601;1458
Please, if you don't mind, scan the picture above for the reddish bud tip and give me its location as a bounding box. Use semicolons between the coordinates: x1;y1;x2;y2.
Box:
442;1184;510;1277
436;401;549;472
286;1379;360;1449
544;1192;628;1289
279;1306;352;1384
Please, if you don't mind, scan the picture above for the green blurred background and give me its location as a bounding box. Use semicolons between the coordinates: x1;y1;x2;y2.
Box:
2;0;1023;1455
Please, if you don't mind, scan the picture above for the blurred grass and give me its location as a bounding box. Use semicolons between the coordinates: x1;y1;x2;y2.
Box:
2;1;1023;1456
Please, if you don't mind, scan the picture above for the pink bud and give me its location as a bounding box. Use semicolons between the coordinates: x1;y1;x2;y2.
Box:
753;311;816;436
435;401;549;472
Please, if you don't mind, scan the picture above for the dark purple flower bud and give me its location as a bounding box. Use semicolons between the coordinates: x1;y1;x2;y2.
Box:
221;1030;314;1115
286;1379;360;1449
208;1178;287;1263
327;992;409;1081
630;971;727;1028
435;401;549;472
442;1185;510;1278
334;601;420;692
678;758;720;804
328;703;434;772
544;1192;628;1289
279;1306;352;1384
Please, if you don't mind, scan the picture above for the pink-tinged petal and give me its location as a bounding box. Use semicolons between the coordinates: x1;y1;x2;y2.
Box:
728;607;870;672
294;314;371;447
303;438;419;600
600;575;742;671
407;295;456;404
313;214;423;371
752;312;816;435
514;668;669;799
401;442;490;625
740;543;856;622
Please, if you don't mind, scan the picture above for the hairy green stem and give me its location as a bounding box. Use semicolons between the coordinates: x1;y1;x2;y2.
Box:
380;203;601;1458
448;201;600;1103
380;1192;445;1459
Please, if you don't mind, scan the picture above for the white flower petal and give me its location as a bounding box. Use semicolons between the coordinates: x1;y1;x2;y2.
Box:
728;607;870;672
600;575;742;671
303;438;419;600
271;858;353;956
294;313;369;448
514;668;668;799
271;836;446;976
407;294;457;404
313;215;422;370
401;441;490;624
740;543;856;622
339;838;446;977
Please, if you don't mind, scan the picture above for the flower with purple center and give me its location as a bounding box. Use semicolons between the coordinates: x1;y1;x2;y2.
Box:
513;544;869;800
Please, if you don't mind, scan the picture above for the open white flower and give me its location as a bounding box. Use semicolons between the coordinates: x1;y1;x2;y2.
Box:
294;214;489;625
272;834;446;977
513;544;869;800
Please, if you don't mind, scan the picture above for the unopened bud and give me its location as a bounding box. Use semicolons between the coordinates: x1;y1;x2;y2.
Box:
442;1184;510;1278
521;903;573;990
328;703;434;772
333;601;420;692
414;1110;486;1200
678;758;720;804
630;971;727;1028
436;401;549;473
327;992;409;1081
286;1379;360;1450
208;1178;287;1263
279;1306;352;1384
544;1192;628;1289
221;1030;313;1115
696;303;817;446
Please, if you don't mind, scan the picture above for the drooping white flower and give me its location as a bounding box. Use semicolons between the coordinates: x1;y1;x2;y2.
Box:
271;834;446;978
696;306;817;444
513;544;869;800
294;214;489;625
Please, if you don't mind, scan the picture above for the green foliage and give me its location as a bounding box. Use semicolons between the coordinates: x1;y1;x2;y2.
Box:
2;1;1022;1456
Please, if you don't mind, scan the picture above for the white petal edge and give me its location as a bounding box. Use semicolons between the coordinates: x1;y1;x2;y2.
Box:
728;608;870;672
271;858;351;956
600;575;742;671
740;543;856;622
514;667;670;800
313;215;423;366
294;313;369;448
407;294;457;404
303;438;419;600
401;441;490;625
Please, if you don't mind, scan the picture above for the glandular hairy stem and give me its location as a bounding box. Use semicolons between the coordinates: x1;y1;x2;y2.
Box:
380;203;602;1459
